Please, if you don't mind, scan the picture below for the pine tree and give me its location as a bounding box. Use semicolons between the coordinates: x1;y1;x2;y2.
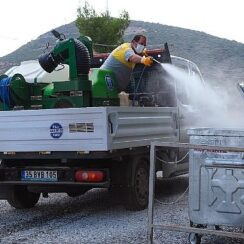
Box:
76;1;130;53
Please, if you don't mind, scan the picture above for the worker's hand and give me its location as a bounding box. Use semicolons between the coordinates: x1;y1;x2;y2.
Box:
142;48;148;56
141;56;153;66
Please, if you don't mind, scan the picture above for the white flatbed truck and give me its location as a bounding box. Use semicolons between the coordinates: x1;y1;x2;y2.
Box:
0;31;203;210
0;106;187;210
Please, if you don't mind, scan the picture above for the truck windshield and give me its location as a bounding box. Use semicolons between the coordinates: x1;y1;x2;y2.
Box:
170;55;205;106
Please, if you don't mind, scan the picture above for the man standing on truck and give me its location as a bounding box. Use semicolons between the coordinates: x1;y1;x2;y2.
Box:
100;34;153;91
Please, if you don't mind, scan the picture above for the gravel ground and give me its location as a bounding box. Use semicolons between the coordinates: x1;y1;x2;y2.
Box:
0;175;243;244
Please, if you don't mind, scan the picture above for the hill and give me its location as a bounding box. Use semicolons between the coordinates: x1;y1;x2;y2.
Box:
1;20;244;84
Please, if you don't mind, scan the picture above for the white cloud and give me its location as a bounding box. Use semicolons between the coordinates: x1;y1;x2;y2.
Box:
0;0;243;57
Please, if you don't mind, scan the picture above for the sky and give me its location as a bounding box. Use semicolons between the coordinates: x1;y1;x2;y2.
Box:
0;0;243;57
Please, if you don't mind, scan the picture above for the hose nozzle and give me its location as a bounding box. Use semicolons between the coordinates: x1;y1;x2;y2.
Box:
151;57;161;64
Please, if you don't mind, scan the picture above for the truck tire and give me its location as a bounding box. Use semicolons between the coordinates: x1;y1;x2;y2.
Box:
124;156;149;211
7;186;40;209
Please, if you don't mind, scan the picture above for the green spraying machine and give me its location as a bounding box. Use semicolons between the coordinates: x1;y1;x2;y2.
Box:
0;30;119;110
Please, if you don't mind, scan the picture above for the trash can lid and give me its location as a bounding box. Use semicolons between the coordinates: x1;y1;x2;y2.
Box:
187;127;244;137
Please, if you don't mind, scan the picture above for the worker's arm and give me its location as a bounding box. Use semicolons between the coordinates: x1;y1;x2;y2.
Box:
129;54;153;66
128;54;143;63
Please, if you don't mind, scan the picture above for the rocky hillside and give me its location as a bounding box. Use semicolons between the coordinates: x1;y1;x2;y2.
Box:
1;20;244;84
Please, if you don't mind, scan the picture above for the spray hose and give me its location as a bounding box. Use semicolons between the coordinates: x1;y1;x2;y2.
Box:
131;65;146;105
131;58;161;105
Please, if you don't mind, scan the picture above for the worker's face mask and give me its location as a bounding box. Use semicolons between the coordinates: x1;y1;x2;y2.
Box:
135;43;145;54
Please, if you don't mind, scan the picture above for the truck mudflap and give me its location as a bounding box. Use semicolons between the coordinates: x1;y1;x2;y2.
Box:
0;185;12;199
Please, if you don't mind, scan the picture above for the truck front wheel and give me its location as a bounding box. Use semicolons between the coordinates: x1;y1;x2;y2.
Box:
7;186;40;209
124;156;149;211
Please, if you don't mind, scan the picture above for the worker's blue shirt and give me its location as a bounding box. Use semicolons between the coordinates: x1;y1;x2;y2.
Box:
100;43;135;91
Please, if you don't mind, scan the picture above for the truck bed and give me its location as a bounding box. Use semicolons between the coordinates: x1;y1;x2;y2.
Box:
0;107;179;152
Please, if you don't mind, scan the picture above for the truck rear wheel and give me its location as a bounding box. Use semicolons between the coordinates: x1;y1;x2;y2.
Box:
7;186;40;209
124;156;149;211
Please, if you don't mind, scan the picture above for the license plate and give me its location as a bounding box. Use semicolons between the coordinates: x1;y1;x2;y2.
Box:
21;170;57;182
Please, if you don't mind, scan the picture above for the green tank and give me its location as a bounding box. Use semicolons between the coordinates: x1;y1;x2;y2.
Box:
90;68;119;106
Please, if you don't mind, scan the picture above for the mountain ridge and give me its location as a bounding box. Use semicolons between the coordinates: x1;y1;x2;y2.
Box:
1;20;244;84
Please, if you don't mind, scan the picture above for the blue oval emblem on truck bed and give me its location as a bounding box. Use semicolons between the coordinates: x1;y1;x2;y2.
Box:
105;75;114;90
50;123;63;139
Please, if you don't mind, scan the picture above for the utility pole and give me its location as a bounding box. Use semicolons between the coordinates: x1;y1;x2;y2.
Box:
106;0;109;15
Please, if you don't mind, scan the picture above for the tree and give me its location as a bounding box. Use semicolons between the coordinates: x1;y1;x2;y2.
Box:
76;1;130;53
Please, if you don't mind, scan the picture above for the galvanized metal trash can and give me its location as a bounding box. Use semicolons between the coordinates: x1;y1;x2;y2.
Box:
188;128;244;228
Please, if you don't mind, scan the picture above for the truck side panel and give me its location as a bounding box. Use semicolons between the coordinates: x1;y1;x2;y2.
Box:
107;107;179;149
0;107;179;152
